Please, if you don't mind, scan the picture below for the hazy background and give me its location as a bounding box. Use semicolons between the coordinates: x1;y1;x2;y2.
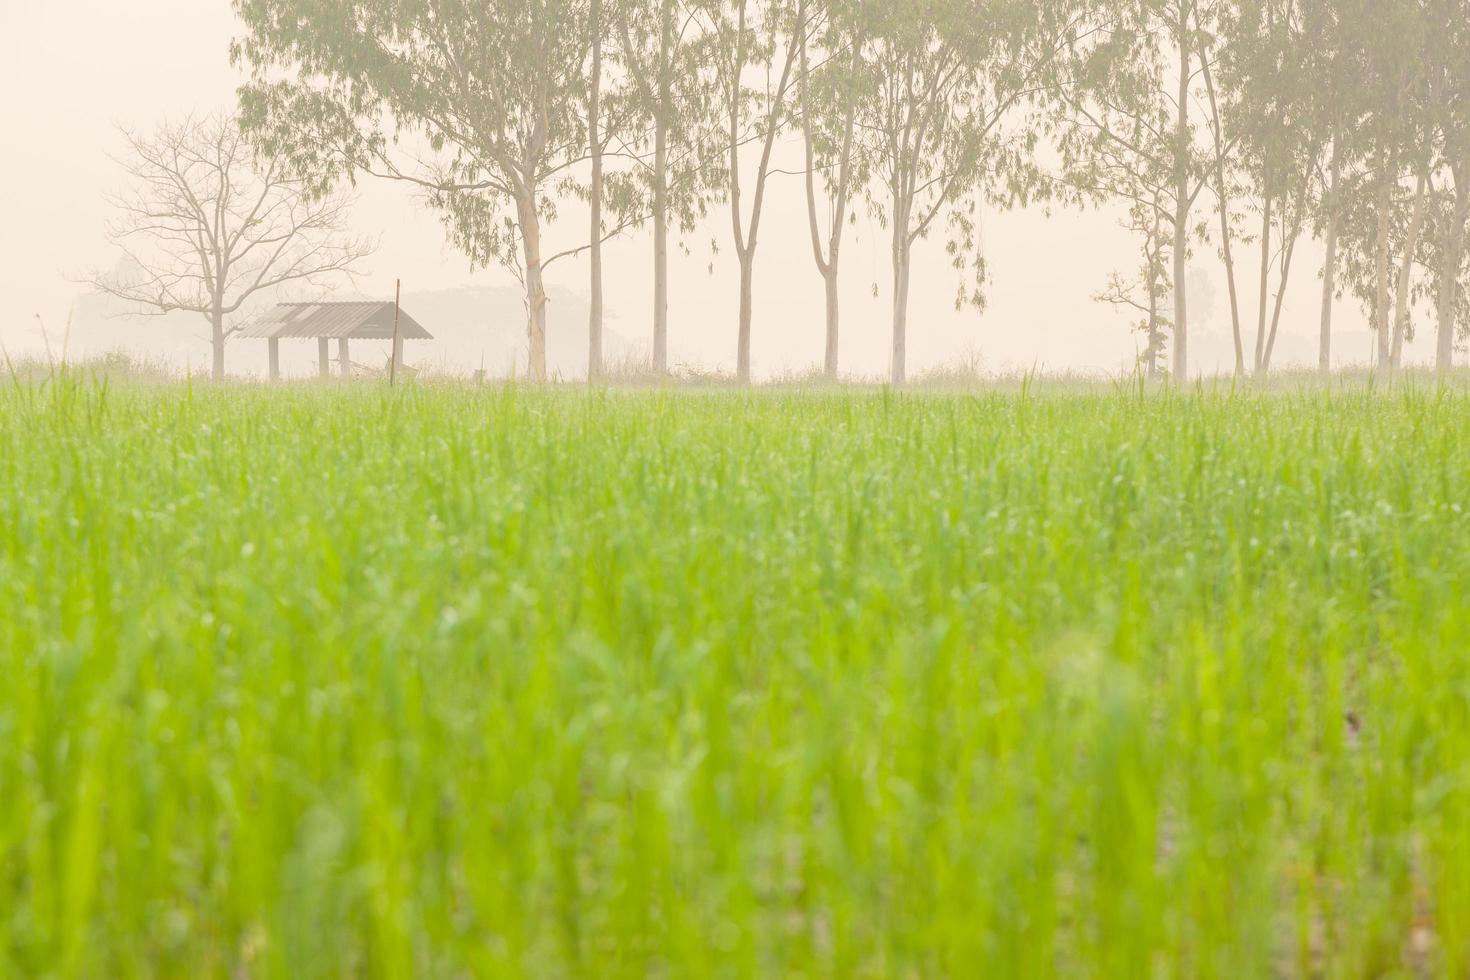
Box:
2;0;1400;380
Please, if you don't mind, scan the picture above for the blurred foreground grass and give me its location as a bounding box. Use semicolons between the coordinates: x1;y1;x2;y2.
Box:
1;376;1468;977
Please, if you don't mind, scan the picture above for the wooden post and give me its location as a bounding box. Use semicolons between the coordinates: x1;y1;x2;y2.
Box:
268;338;281;382
339;338;351;380
318;338;330;378
391;279;403;386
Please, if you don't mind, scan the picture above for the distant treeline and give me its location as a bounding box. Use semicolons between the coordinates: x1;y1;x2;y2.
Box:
203;2;1464;382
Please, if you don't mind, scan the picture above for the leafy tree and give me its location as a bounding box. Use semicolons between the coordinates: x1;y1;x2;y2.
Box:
864;0;1074;386
1198;21;1248;376
699;0;810;384
1321;0;1434;371
589;0;609;378
233;0;597;382
1213;0;1330;376
1422;0;1470;374
1059;0;1209;381
1423;178;1470;369
90;113;370;381
1290;0;1374;373
614;0;721;373
797;0;870;379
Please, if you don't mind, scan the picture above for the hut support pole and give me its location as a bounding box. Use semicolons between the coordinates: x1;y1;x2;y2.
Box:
391;279;403;386
268;338;281;382
339;338;351;380
318;338;330;379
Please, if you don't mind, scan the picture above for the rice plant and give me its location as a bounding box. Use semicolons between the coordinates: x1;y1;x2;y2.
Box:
1;376;1467;977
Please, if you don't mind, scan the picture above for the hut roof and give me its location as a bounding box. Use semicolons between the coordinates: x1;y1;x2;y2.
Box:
240;302;433;341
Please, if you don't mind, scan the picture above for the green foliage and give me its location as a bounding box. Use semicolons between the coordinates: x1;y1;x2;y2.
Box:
235;0;589;193
609;0;724;234
232;0;596;373
1301;0;1470;352
799;0;864;191
1055;0;1209;377
796;0;874;238
223;0;1470;378
861;0;1074;311
1210;0;1333;372
1056;0;1205;213
4;378;1470;975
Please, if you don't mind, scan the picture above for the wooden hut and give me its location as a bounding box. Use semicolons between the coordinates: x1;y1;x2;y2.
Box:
242;301;433;380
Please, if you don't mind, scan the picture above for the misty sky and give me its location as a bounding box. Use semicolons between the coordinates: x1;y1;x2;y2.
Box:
2;0;1407;378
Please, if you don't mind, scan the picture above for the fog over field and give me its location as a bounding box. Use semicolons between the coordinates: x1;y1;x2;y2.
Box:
1;0;1401;380
6;3;1470;975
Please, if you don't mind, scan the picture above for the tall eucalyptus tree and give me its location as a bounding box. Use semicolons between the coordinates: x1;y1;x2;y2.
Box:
701;0;810;383
1215;0;1330;376
1313;0;1434;372
233;0;596;382
1423;0;1470;375
615;0;719;373
865;0;1078;386
797;0;870;379
1290;0;1371;373
589;0;609;378
1059;0;1209;379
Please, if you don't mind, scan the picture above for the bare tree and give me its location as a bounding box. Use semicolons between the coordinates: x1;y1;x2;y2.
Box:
91;113;371;380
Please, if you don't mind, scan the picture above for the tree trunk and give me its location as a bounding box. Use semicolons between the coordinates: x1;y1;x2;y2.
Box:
824;270;840;380
1254;173;1273;375
653;123;669;374
800;7;855;384
210;305;226;381
1203;56;1244;376
1391;170;1428;369
1219;201;1245;377
1374;166;1393;371
518;191;550;383
1172;208;1189;379
1319;147;1340;374
724;14;796;387
653;3;675;375
1147;240;1163;377
1437;175;1469;377
736;254;754;384
588;0;605;381
1147;314;1162;377
1261;219;1302;374
891;233;911;387
1172;6;1191;381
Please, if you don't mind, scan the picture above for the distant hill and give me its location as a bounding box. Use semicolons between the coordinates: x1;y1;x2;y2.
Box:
64;281;643;380
402;284;642;379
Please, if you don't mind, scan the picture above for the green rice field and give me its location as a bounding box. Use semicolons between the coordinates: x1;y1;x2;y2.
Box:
2;376;1469;977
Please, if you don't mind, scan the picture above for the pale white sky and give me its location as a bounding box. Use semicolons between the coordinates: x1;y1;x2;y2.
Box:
1;0;1404;378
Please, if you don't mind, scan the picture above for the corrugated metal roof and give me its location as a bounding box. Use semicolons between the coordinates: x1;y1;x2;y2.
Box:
239;302;433;341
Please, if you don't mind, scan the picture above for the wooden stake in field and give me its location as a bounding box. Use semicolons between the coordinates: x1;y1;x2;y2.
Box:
391;279;402;387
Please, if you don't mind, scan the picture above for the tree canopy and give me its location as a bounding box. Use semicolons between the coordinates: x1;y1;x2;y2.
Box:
226;0;1470;381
